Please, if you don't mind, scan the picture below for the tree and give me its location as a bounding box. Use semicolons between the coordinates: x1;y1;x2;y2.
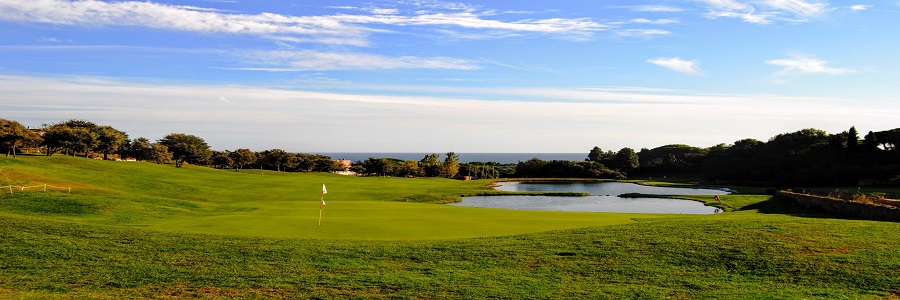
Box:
588;146;603;162
864;131;878;151
60;119;100;157
613;147;640;173
211;150;234;169
0;119;41;158
396;160;424;177
41;120;99;157
461;163;500;179
515;158;548;178
312;155;339;172
128;137;154;161
587;146;615;165
95;125;128;160
157;133;211;167
259;149;289;171
361;157;395;176
151;143;172;164
637;144;708;174
420;153;443;177
443;152;460;178
41;125;74;156
229;148;256;171
349;161;366;175
847;126;859;157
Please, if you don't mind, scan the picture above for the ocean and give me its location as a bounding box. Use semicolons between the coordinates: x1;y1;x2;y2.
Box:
315;153;588;164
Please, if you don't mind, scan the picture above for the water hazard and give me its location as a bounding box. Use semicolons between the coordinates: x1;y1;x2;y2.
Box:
451;181;730;214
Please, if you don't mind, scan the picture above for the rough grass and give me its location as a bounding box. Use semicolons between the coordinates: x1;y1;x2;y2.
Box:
2;155;900;299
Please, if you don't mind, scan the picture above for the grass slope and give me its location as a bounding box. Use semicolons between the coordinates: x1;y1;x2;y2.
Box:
2;156;900;299
0;156;649;239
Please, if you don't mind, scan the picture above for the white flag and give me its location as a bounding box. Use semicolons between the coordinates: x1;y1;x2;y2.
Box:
320;184;327;206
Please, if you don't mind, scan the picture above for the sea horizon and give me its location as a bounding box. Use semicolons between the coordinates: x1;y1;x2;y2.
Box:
315;153;588;164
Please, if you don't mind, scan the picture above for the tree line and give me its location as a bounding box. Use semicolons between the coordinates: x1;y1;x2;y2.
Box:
572;126;900;186
0;118;496;178
3;118;899;185
0;118;342;172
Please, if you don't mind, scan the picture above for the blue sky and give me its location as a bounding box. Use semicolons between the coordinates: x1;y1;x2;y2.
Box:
1;0;898;153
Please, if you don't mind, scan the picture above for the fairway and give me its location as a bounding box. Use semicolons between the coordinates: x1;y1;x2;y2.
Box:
3;156;900;299
1;156;655;240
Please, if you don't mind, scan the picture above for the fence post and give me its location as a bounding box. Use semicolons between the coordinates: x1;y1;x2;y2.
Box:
44;184;47;192
68;188;72;194
7;186;11;195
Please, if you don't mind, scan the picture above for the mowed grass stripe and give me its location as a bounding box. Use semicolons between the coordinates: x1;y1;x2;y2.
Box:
155;201;651;240
3;156;900;298
2;156;654;240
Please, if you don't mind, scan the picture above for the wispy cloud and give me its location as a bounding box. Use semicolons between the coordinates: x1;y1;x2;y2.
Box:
436;29;524;40
616;5;686;12
850;5;871;10
766;54;856;82
0;0;610;44
630;18;679;24
401;0;479;12
371;8;400;15
36;37;65;43
0;0;370;45
700;0;831;24
761;0;829;16
2;74;892;152
647;57;704;75
236;50;480;71
615;29;672;37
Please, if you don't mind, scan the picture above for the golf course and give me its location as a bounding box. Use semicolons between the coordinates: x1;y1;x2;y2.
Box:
2;155;899;299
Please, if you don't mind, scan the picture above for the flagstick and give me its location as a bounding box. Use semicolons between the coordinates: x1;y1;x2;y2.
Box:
318;183;327;226
318;194;324;226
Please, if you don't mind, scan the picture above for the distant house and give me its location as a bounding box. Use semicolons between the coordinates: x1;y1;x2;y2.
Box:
336;160;352;169
333;160;357;176
28;127;45;136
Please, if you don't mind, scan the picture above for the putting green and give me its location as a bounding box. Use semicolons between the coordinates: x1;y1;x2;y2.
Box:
150;200;654;240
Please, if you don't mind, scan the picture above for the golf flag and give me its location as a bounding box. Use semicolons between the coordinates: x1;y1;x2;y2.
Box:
318;184;327;226
320;184;327;207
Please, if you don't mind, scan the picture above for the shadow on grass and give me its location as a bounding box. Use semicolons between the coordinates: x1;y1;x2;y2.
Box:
740;196;876;221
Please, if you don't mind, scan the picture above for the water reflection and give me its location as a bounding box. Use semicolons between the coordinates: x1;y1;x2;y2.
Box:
494;181;729;196
452;181;728;214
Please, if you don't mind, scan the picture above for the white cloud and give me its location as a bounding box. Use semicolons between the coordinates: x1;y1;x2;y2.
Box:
0;0;609;44
436;29;524;40
2;75;894;152
850;5;871;10
647;57;704;75
371;8;399;15
761;0;829;16
766;54;856;81
616;29;673;37
239;50;480;71
0;0;370;45
630;18;679;24
400;0;478;12
699;0;831;23
619;5;686;12
502;10;535;15
37;37;63;42
334;13;609;37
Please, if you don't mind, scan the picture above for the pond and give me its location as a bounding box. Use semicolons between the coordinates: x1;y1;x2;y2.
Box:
450;181;730;214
